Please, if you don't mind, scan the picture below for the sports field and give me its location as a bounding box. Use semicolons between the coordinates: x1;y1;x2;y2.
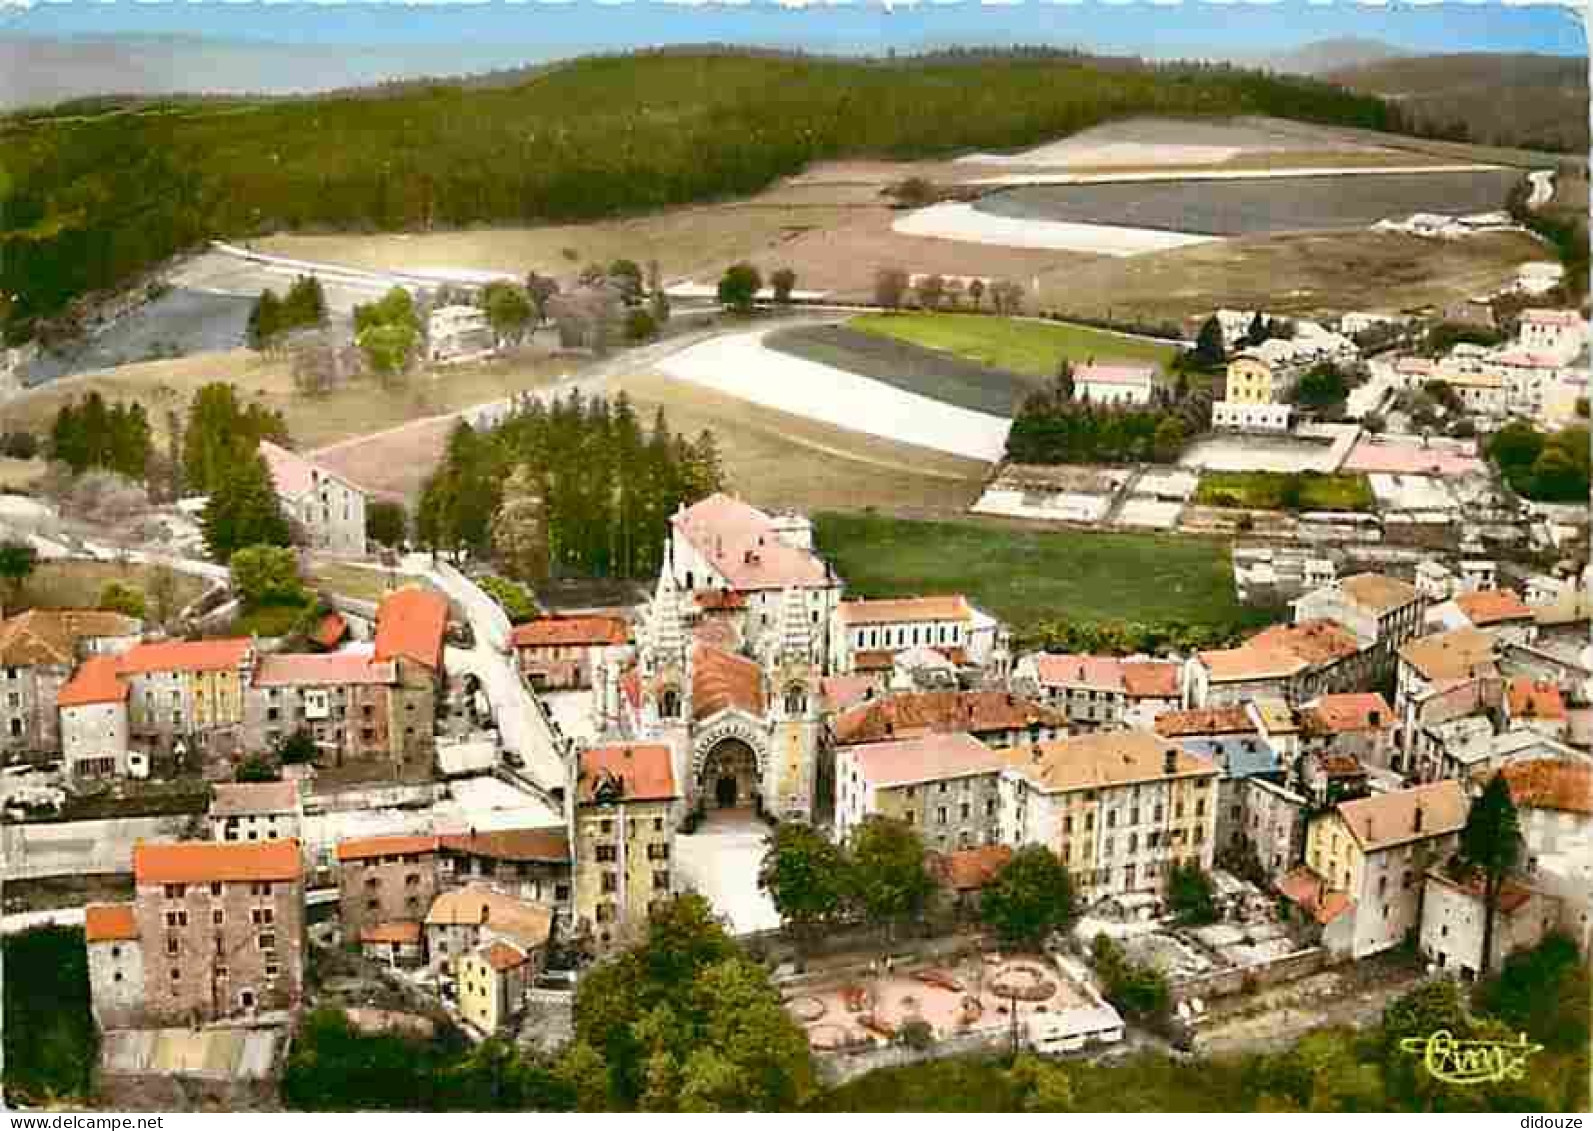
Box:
813;512;1253;631
847;312;1180;382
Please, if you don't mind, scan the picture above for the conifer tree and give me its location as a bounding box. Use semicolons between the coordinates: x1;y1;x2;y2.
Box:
202;446;292;563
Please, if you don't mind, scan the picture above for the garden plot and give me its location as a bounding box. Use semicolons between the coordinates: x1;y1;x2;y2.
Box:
655;328;1010;463
893;202;1217;257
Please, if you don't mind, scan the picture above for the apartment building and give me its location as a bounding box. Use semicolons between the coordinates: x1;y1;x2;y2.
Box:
998;729;1220;906
510;615;629;691
573;743;678;950
335;834;441;945
117;638;255;767
1015;654;1181;732
830;690;1064;750
58;654;135;782
834;731;1009;849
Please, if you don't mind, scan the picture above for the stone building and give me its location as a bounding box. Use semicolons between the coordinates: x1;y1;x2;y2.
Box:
117;638;255;769
91;840;306;1027
510;615;629;691
830;689;1064;751
58;654;135;782
834;732;1010;850
335;834;442;946
573;742;678;950
372;586;450;713
998;729;1220;907
1015;654;1181;733
209;780;303;844
1293;572;1426;679
259;440;368;557
0;609;140;758
1299;693;1396;768
1419;870;1558;980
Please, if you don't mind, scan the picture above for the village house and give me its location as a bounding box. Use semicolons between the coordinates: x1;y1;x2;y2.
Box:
244;651;434;777
1247;697;1305;767
573;743;678;950
0;609;140;759
1300;693;1396;768
117;637;255;769
998;729;1220;906
209;780;303;844
1072;363;1157;406
832;595;982;676
425;885;553;1034
1300;751;1371;809
371;585;450;732
259;440;368;557
1429;588;1537;646
335;834;442;946
1014;654;1181;732
1233;777;1310;883
1503;677;1569;741
1214;352;1293;433
89;839;306;1027
359;921;425;969
1247;620;1370;699
428;304;498;363
1517;308;1586;362
829;689;1064;750
1497;759;1592;952
1419;869;1558;981
1182;620;1362;709
1395;627;1499;729
1293;572;1426;678
1432;368;1507;416
1276;867;1356;953
1303;779;1469;959
510;615;629;691
834;731;1010;850
927;844;1014;919
58;654;136;782
437;828;573;921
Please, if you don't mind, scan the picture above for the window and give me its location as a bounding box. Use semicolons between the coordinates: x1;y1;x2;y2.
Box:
212;909;225;926
647;843;669;861
601;872;618;893
171;968;182;981
653;871;669;891
259;933;276;951
164;884;186;899
210;882;223;897
252;908;275;925
167;936;179;956
554;884;570;902
596;845;617;863
164;910;188;928
937;807;948;825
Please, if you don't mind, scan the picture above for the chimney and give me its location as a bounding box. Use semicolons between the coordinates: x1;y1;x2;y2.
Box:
1413;803;1424;833
1163;747;1177;775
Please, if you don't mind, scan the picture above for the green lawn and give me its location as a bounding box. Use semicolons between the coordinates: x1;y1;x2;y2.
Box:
813;512;1253;632
1194;471;1375;512
849;312;1180;382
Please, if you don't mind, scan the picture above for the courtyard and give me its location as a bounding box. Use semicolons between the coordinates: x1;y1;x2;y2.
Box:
674;811;781;936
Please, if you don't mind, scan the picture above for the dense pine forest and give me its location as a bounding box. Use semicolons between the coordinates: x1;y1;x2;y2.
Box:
0;50;1400;343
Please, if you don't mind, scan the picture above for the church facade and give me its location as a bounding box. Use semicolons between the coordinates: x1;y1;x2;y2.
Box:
592;494;845;824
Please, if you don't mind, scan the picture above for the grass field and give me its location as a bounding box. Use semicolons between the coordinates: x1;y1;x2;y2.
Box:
306;563;429;603
1194;470;1375;511
0;347;570;455
14;561;207;615
813;512;1253;631
612;371;990;517
766;324;1041;417
849;312;1180;381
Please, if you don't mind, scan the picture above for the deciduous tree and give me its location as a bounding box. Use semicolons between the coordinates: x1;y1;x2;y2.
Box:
980;844;1078;946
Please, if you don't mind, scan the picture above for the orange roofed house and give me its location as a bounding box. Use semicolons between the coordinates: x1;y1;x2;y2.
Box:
510;615;629;691
58;654;135;783
116;637;255;771
0;609;141;761
574;743;678;950
1015;653;1182;732
85;839;305;1028
998;728;1220;906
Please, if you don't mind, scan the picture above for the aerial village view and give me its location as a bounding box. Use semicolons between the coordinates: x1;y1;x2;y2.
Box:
0;0;1588;1115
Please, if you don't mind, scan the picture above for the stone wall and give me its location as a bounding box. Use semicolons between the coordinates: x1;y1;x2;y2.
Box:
814;1027;1010;1087
1170;946;1328;1005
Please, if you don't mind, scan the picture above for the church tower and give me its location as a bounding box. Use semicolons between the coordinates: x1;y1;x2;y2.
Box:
638;564;694;803
764;586;822;822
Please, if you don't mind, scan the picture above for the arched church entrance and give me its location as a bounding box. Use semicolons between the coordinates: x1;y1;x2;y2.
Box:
700;737;759;812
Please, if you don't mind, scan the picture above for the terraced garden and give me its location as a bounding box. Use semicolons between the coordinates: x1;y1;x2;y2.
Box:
1194;470;1375;511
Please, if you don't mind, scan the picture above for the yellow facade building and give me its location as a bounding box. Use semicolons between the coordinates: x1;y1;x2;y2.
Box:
574;743;678;950
1224;354;1277;405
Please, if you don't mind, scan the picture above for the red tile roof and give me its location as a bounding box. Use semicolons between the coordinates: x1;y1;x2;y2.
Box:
1196;643;1310;682
336;834;440;862
1304;693;1394;735
1011;728;1218;793
838;596;970;626
1337;573;1421;614
1498;760;1592;815
928;845;1014;892
672;494;831;592
438;828;570;863
511;616;628;649
359;921;424;945
692;643;764;719
134;839;302;884
1456;588;1534;627
84;903;138;943
1248;620;1362;665
833;690;1061;746
821;674;881;713
695;589;748;611
1034;654;1126;692
1277;868;1353;925
117;637;252;675
312;612;348;650
1121;662;1181;698
482;940;530;972
57;655;129;708
253;652;396;687
579;743;677;804
1399;628;1497;682
373;587;448;672
1506;678;1567;722
1153;706;1255;738
846;732;1007;787
1335;779;1468;852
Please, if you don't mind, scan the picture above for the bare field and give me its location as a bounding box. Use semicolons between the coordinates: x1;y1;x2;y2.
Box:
610;370;990;516
0;348;569;456
1031;229;1542;325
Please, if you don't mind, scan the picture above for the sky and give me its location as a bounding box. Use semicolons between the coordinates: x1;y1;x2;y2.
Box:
0;1;1584;104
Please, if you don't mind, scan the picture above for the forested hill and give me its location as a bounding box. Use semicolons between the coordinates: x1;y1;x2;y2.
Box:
1;50;1397;342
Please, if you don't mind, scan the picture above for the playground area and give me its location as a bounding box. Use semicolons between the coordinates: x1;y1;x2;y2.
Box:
787;952;1094;1052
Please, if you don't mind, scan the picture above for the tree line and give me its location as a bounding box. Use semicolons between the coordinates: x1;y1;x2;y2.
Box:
48;392;152;479
2;51;1398;343
1486;420;1590;504
416;389;723;579
1005;364;1212;466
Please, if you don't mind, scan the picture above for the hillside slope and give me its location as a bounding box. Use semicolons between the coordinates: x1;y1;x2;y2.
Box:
1328;52;1587;153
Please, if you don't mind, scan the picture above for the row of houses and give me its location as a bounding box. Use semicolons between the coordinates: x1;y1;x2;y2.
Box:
9;586;449;785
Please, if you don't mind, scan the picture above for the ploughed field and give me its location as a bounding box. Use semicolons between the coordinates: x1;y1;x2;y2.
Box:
763;324;1043;419
973;168;1524;236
